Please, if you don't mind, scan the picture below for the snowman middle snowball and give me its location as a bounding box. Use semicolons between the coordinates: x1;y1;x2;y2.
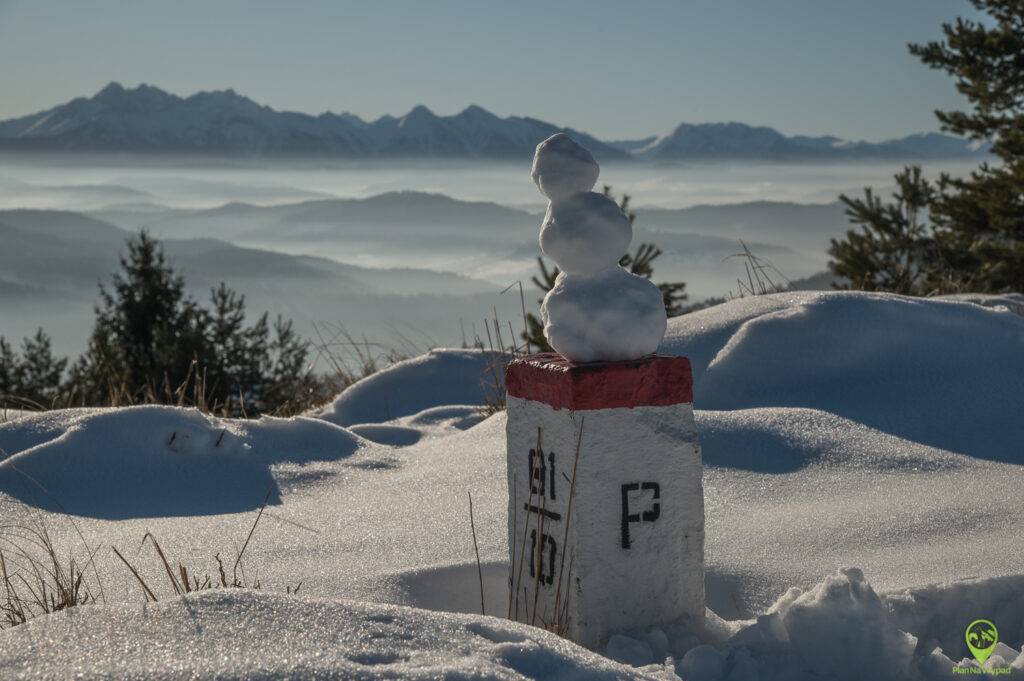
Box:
531;133;667;363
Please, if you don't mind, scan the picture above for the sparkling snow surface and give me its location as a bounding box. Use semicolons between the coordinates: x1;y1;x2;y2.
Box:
1;292;1023;680
1;591;658;681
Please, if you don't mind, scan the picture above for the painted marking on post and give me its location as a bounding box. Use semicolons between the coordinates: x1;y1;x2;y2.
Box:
620;481;661;549
529;448;545;496
525;445;562;586
524;503;562;520
529;448;557;499
529;530;558;585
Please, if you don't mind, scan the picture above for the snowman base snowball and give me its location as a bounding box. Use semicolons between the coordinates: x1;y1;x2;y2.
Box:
541;266;666;363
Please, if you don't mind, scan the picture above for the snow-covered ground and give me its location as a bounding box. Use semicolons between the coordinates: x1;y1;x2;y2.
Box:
1;291;1023;680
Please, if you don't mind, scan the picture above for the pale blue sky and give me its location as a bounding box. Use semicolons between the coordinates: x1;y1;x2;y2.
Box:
0;0;980;141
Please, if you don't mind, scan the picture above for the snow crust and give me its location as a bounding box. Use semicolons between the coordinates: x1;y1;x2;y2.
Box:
542;268;666;362
0;291;1023;680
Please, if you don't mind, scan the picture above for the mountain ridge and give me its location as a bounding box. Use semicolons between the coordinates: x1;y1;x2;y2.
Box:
0;82;988;161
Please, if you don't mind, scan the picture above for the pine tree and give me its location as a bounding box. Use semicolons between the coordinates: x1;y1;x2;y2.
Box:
829;166;939;295
68;232;312;415
908;1;1024;292
0;330;67;408
0;338;15;400
17;329;68;406
830;1;1024;293
70;231;202;403
204;283;271;414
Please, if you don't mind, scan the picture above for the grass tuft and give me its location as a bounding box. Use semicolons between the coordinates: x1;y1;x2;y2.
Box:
112;492;300;602
0;520;98;628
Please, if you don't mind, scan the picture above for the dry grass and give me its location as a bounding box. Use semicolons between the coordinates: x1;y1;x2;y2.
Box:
0;519;99;629
112;494;301;602
0;496;301;630
310;321;415;389
477;282;532;417
507;418;584;638
725;239;792;297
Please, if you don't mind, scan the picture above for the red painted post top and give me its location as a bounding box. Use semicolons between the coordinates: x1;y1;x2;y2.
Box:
505;352;693;411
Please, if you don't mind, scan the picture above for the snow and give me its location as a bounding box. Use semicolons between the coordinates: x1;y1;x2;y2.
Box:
603;568;1024;679
530;132;601;201
0;591;660;681
0;406;365;518
532;134;667;362
663;291;1024;461
1;291;1024;679
317;348;506;426
937;292;1024;317
542;267;666;362
349;423;425;447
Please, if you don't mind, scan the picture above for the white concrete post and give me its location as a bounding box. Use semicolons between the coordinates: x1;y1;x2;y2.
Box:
505;352;704;648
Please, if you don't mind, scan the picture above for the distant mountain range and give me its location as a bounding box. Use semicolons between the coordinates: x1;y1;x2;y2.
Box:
0;82;991;160
0;82;988;161
619;122;988;161
0;83;623;160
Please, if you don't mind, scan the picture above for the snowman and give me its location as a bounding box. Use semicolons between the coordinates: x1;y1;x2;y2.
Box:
530;133;666;363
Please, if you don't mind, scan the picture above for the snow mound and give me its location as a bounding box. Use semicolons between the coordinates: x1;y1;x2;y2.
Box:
349;423;424;447
542;267;666;362
403;404;487;431
0;591;659;681
318;349;505;427
696;407;965;473
887;574;1024;662
662;291;1024;461
608;568;1024;680
760;567;918;680
0;406;364;518
938;292;1024;317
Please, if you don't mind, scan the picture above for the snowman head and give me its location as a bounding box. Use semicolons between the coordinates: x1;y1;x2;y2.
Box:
531;133;600;201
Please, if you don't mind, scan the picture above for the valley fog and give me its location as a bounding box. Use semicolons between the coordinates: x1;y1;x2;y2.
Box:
0;155;982;210
0;156;983;361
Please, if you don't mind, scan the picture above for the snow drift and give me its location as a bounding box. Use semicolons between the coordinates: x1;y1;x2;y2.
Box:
662;291;1024;461
0;406;365;518
317;348;505;427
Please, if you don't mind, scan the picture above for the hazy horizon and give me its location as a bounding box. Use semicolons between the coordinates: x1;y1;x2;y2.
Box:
0;153;985;362
0;154;984;211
